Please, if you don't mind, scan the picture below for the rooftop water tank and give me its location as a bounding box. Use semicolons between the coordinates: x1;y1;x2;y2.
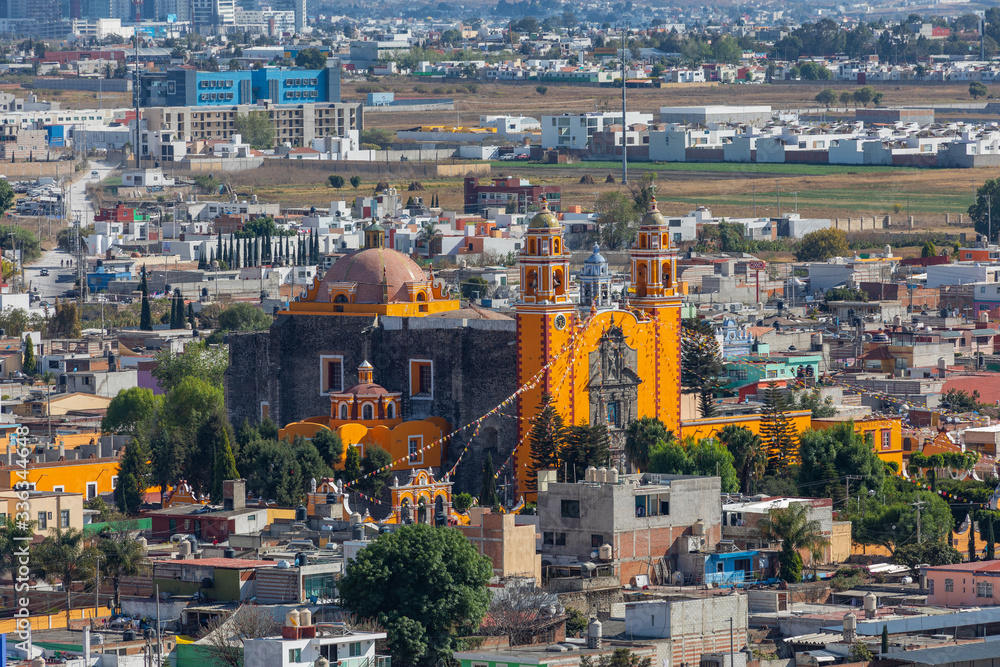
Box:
597;467;608;483
599;544;612;560
299;608;312;627
285;609;300;627
608;467;619;484
585;466;597;482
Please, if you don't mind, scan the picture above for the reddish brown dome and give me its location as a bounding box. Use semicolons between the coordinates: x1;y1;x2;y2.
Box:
318;247;428;304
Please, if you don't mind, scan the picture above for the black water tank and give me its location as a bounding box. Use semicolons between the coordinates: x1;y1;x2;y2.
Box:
202;287;209;297
123;630;135;642
352;524;365;541
325;493;338;503
224;548;236;559
295;552;308;567
295;505;307;521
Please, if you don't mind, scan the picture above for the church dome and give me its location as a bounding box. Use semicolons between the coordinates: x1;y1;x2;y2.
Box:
581;243;608;276
319;247;428;303
640;197;666;227
528;197;560;229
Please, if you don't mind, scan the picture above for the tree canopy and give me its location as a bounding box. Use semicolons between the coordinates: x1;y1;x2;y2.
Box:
233;110;276;149
795;228;849;262
338;524;493;667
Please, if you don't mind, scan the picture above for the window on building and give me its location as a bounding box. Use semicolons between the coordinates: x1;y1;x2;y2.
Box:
362;404;374;420
881;430;892;450
928;578;934;594
37;512;47;529
561;499;580;519
320;355;343;394
288;649;301;663
543;532;555;545
408;437;422;464
410;360;432;397
339;404;348;420
60;509;69;528
556;532;566;545
53;486;64;492
349;643;362;657
979;581;993;598
591;534;603;548
945;578;954;592
86;482;97;500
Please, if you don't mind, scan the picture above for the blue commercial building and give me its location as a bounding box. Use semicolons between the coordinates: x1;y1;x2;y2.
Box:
158;65;341;107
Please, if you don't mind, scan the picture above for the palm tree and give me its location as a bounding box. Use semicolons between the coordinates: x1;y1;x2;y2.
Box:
759;503;829;583
624;417;671;473
718;424;766;495
418;222;441;258
0;515;34;581
31;528;97;629
96;524;148;613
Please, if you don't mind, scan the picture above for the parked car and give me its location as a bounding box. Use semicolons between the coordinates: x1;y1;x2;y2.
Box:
39;269;49;276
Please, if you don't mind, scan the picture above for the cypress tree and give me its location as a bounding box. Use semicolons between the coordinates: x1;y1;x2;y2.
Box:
970;520;978;561
986;514;996;561
234;238;240;268
881;626;889;656
284;235;290;263
187;303;195;328
22;336;34;375
211;429;239;504
171;288;184;329
479;452;498;508
139;266;152;331
216;232;222;262
115;438;150;515
313;228;320;262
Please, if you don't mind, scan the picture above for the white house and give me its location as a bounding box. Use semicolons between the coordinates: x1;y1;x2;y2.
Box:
244;623;387;667
122;167;175;188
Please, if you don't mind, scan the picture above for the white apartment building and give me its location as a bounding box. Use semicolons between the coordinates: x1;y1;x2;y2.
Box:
541;111;653;150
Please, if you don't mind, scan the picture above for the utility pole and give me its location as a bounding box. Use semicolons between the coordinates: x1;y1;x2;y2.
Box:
95;553;100;610
912;499;926;544
752;183;756;217
846;475;862;511
156;584;162;663
776;179;781;218
132;0;143;170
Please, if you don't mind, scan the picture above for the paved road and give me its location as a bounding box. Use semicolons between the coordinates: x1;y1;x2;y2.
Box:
23;160;119;309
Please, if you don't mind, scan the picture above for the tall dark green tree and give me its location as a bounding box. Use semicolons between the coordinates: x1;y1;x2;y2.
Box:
217;232;223;263
561;422;611;483
985;513;997;561
139;265;152;331
480;452;498;507
170;288;185;329
969;178;1000;241
22;336;34;375
718;424;766;495
881;626;889;655
115;437;150;514
760;382;799;474
212;429;240;504
681;318;724;417
527;393;565;491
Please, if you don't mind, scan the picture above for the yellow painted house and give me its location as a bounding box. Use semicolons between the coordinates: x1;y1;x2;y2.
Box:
0;457;120;499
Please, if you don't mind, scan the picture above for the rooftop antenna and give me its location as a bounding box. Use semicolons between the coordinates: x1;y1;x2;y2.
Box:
619;22;629;185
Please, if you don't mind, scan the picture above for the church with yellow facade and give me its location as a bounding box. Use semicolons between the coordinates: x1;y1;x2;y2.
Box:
226;198;686;498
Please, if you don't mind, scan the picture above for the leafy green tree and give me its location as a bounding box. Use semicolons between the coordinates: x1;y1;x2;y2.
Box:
361;443;393;497
681;319;724;418
148;377;224;492
892;539;962;571
294;47;328;68
114;438;150;514
0;515;34;580
312;428;344;468
921;241;937;258
22;336;34;375
624;416;670;472
152;340;229;391
968;178;1000;240
32;529;97;629
102;387;161;435
595;190;638;250
217;302;272;332
760;382;798;474
565;608;588;636
840;90;853;107
0;179;14;216
759;503;829;582
360;128;396;150
328;174;346;189
718;424;765;494
799;61;832;80
462;275;489;299
139;266;152;330
849;643;874;662
338;523;493;667
527;394;565;491
815;88;837;107
648;436;739;492
452;492;474;512
795;227;849;261
853;85;876;107
794;389;837;418
95;525;147;612
480;452;498;507
824;286;869;302
233;110;276;149
971;81;988;99
350;175;362;190
798;422;885;505
580;648;652;667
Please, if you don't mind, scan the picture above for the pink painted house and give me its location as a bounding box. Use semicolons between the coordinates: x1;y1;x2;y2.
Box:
923;561;1000;606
